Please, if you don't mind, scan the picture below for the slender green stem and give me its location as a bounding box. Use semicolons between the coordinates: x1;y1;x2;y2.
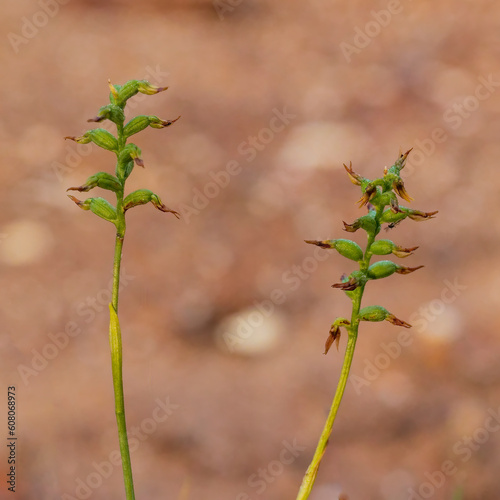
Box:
296;207;383;500
109;119;136;499
295;327;359;500
110;227;135;500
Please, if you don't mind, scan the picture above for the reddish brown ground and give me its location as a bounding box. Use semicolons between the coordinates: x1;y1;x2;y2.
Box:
1;1;499;499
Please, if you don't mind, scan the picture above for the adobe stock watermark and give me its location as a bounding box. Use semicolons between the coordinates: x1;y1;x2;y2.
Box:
16;269;134;386
404;74;500;176
340;0;411;63
222;246;330;352
61;396;179;500
7;0;70;54
177;106;296;224
235;439;306;499
51;64;170;182
213;0;244;20
349;277;467;395
408;405;500;499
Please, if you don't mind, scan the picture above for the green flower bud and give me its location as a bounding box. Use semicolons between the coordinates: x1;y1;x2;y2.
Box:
367;260;398;279
343;211;380;236
369;240;418;258
116;144;143;181
113;80;141;106
380;208;407;225
359;305;390;322
380;207;439;225
67;195;117;224
109;79;168;106
65;128;119;153
305;239;363;261
369;239;394;255
123;189;180;218
87;104;125;125
149;115;180;129
123;115;180;139
67;172;122;193
368;260;423;279
359;305;411;328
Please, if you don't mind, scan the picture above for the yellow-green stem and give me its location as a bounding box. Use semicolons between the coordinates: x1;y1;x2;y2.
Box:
110;229;135;500
295;330;358;499
296;206;382;500
295;283;364;500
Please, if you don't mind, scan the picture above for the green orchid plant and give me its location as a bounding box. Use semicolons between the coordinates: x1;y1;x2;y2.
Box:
66;79;180;500
296;150;437;500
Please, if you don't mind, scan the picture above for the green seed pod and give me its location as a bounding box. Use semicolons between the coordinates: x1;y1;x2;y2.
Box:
149;115;180;129
122;115;180;139
89;197;118;223
67;196;117;223
359;305;390;322
88;129;119;152
67;172;122;193
343;211;379;236
359;305;412;328
65;129;119;152
116;144;143;181
121;160;135;181
123;116;150;137
370;239;394;256
334;239;363;261
367;260;398;279
115;80;140;107
88;104;125;125
380;208;407;225
305;239;363;261
123;189;180;218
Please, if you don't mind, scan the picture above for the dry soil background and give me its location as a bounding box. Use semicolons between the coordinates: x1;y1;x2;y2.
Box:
1;1;499;499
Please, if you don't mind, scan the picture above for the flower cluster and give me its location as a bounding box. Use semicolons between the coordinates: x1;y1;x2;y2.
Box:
66;79;180;224
306;149;437;353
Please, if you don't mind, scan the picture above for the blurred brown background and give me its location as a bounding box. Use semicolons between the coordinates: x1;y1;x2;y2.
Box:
0;1;498;499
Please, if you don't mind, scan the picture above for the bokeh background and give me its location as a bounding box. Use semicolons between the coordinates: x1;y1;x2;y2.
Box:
0;1;498;499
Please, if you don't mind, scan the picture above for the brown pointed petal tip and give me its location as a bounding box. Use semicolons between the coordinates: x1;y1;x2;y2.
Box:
87;116;104;123
399;148;413;163
305;240;330;249
397;265;424;275
387;315;412;328
342;221;358;233
64;136;76;141
134;157;145;168
393;245;419;258
344;161;362;186
157;205;181;219
324;326;341;354
332;277;358;291
66;186;82;192
67;194;82;205
394;181;413;202
408;210;438;221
